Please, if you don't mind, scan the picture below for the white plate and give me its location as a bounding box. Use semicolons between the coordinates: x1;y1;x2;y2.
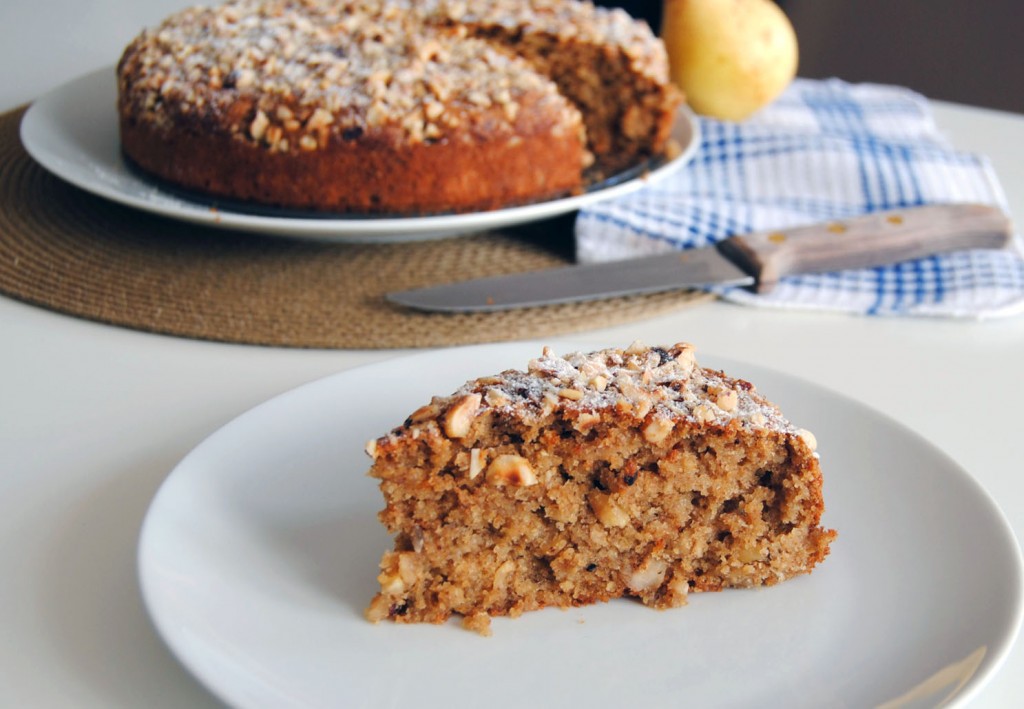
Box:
20;68;700;243
138;343;1023;708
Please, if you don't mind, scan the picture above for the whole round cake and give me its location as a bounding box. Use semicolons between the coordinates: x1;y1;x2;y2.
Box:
117;0;681;214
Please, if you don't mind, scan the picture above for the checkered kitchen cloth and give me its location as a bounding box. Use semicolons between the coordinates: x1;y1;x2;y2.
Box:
576;79;1024;318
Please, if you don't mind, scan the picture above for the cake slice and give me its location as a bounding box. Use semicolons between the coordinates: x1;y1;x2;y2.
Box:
365;343;835;634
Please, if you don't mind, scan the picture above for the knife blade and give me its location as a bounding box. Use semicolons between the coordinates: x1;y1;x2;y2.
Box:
386;204;1013;312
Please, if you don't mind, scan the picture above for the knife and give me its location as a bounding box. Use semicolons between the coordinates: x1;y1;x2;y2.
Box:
386;204;1014;312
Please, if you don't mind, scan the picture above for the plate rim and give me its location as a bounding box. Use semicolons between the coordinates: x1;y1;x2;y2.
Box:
137;342;1024;708
20;67;701;243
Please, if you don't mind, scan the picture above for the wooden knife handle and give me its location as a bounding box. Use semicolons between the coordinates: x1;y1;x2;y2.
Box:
716;204;1014;293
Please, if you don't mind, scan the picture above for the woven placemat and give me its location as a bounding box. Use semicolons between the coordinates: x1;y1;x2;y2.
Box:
0;106;710;348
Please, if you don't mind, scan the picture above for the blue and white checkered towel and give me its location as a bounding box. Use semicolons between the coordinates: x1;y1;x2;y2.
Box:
576;79;1024;318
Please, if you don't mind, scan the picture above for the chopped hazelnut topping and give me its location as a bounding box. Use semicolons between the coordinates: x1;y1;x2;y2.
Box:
249;110;269;141
487;454;538;487
408;402;438;423
443;393;482;439
624;340;648;355
692;403;716;424
484;388;511;407
376;343;810;489
715;389;738;412
643;417;674;444
305;107;334;130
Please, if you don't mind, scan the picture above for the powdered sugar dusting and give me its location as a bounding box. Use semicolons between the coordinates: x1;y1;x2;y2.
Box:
424;342;802;437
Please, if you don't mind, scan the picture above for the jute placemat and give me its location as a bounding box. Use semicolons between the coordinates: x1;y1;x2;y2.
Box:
0;106;710;348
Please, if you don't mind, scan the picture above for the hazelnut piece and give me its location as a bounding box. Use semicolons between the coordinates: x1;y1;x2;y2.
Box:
487;455;538;487
715;389;738;412
443;393;481;439
643;417;674;444
589;491;630;528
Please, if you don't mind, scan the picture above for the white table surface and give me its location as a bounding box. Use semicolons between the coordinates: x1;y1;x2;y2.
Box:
2;2;1023;707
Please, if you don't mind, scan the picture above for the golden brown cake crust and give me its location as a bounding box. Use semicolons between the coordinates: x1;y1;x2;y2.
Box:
365;343;836;634
115;0;679;214
117;89;584;213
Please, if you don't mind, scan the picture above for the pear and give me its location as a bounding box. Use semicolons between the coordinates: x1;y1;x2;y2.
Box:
661;0;799;121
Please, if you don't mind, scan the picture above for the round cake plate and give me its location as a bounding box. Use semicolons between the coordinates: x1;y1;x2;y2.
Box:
138;342;1023;709
20;67;701;243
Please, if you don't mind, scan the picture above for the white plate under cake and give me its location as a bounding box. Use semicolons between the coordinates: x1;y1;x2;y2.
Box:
20;67;698;241
137;342;1023;707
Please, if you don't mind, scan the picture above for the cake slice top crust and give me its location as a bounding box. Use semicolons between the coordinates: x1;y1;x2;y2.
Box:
368;342;818;458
